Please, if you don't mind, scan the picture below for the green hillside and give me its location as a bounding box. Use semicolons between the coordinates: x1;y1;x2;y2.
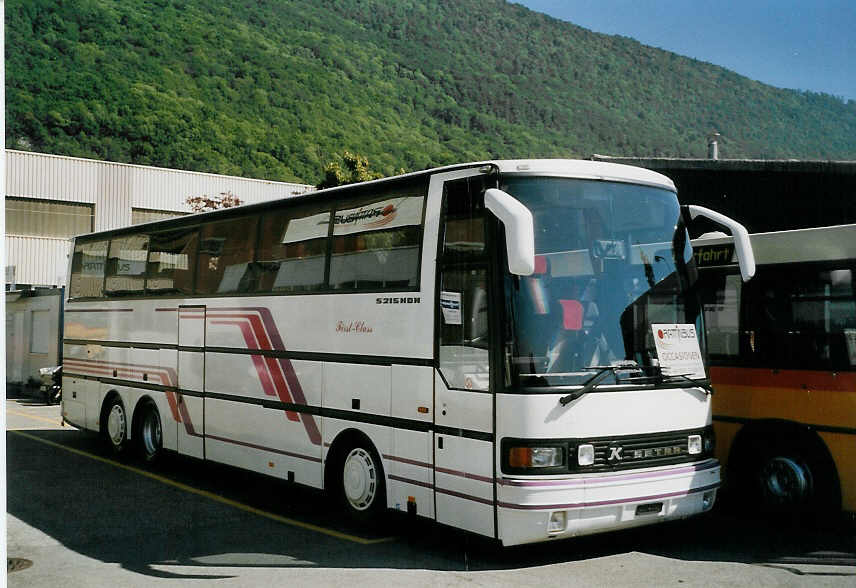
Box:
7;0;856;183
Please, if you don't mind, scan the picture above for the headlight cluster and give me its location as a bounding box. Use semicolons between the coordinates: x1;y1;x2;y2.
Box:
502;426;715;474
508;446;564;469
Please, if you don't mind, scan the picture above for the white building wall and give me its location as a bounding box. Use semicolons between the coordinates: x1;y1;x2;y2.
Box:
5;149;314;285
5;290;63;387
5;236;70;287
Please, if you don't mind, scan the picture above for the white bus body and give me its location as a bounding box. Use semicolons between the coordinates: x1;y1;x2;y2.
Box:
62;160;747;546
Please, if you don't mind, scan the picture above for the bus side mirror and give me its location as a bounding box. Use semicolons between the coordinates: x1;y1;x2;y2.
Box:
485;188;535;276
684;205;756;281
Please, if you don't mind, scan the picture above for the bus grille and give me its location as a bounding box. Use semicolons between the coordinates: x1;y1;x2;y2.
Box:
584;429;707;472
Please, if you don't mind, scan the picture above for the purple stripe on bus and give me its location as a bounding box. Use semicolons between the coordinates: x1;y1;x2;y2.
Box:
205;433;323;463
66;308;133;312
435;466;493;484
435;486;495;506
382;454;433;469
497;460;719;488
388;474;433;490
497;482;720;511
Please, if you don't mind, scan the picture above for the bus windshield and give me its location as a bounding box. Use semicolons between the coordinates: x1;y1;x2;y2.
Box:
501;176;702;388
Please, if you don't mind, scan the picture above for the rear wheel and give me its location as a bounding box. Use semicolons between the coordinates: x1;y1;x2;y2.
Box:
102;396;128;454
135;400;163;463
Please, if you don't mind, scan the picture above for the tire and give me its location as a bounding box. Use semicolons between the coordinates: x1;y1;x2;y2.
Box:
135;400;163;463
102;395;129;455
333;441;387;522
743;439;838;517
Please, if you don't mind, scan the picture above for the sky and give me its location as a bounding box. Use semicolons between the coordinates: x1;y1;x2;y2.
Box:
515;0;856;102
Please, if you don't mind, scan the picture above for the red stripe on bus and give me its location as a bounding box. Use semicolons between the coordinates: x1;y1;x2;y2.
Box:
709;366;856;392
210;315;301;422
217;307;322;445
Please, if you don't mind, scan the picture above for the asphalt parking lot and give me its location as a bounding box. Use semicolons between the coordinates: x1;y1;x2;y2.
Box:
6;397;856;587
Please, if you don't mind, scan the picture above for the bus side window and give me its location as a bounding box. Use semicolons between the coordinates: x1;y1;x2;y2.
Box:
698;271;742;363
69;239;109;299
104;234;148;296
196;216;258;295
442;177;486;257
146;228;199;295
329;187;425;291
748;266;856;370
256;205;330;293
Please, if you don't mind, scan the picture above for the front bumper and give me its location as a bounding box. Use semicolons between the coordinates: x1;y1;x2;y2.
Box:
497;459;720;546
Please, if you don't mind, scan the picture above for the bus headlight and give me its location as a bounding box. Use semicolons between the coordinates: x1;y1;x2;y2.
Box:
578;444;595;466
508;446;564;469
688;434;702;455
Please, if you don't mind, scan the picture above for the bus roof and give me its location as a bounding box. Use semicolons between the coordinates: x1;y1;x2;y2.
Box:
71;159;677;242
693;223;856;266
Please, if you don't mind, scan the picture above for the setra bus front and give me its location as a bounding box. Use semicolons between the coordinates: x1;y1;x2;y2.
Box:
487;163;754;545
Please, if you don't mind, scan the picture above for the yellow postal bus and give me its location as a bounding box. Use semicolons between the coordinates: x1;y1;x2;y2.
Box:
695;224;856;517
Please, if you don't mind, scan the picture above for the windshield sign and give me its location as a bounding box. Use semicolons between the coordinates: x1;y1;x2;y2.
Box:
651;323;705;379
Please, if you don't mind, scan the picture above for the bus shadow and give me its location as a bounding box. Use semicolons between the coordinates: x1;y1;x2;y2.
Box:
7;429;855;579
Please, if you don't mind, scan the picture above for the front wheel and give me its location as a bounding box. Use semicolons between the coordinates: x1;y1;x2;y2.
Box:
135;400;163;463
335;443;386;521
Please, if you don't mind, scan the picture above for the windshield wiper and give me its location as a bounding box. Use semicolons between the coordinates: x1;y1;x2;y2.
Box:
660;372;714;395
558;367;611;406
558;362;641;406
558;364;711;406
623;367;713;395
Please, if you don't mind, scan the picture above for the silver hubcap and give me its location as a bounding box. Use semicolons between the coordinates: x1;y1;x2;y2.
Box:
107;404;126;446
342;448;377;511
142;410;162;456
761;456;812;503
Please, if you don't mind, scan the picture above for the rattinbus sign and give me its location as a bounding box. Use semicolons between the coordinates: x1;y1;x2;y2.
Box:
652;323;706;379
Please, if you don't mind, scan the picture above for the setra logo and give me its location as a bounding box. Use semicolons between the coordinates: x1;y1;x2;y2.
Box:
607;446;624;462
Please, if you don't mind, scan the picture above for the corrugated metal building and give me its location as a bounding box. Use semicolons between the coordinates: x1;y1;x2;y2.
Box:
5;149;314;287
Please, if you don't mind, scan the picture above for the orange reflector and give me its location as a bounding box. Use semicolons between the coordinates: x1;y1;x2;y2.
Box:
417;406;429;414
508;447;533;468
268;462;275;468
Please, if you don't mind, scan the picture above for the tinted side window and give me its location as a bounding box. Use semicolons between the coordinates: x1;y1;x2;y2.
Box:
442;176;487;258
329;185;425;291
196;216;258;295
147;228;198;295
745;265;856;370
698;270;742;363
257;205;330;293
105;234;148;296
69;240;108;298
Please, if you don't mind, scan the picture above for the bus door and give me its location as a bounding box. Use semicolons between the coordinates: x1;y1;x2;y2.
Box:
177;305;205;458
433;173;497;538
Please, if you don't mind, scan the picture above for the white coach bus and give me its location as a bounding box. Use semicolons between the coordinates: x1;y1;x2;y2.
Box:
62;159;755;546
